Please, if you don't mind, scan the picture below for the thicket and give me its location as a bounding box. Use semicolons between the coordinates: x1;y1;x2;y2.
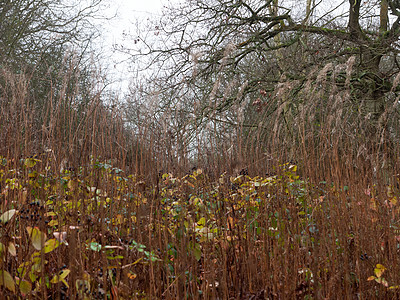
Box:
2;0;400;299
1;62;400;299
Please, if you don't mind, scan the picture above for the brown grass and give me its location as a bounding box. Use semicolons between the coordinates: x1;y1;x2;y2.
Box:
1;57;400;299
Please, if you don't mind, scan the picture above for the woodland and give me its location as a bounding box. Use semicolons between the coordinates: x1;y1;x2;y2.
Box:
1;0;400;298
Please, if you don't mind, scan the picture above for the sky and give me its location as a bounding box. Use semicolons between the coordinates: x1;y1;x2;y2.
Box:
98;0;165;94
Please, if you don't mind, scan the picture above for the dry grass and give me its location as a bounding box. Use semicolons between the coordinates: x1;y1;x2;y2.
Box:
1;58;400;300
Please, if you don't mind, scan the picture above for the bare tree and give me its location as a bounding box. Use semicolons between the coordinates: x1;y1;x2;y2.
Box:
121;0;400;172
0;0;118;157
0;0;106;66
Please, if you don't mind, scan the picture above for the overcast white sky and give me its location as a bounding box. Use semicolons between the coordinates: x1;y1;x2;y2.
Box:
97;0;165;93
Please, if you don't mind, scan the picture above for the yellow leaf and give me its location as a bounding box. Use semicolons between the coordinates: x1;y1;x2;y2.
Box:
61;278;69;288
389;285;400;289
0;209;17;223
374;264;386;278
24;158;39;168
15;278;31;295
367;276;376;281
198;217;206;226
0;242;5;259
387;186;395;198
44;239;60;253
376;264;386;269
122;258;143;269
370;198;378;211
389;197;398;206
26;227;47;250
48;220;58;226
51;269;70;284
8;242;16;256
0;270;15;292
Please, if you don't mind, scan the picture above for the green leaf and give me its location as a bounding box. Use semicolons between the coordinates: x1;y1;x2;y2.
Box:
107;255;124;260
26;227;47;250
0;270;15;292
89;242;101;252
29;272;37;283
44;239;60;254
0;209;17;223
375;277;389;287
149;254;161;262
193;247;201;261
198;217;206;226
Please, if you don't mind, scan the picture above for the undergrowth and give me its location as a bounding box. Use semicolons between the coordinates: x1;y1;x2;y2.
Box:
1;60;400;299
1;157;400;299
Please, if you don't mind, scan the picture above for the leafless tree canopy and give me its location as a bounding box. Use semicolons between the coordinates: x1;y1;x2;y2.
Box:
120;0;400;173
